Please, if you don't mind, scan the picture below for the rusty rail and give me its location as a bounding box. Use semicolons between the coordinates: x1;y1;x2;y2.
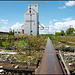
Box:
35;37;63;74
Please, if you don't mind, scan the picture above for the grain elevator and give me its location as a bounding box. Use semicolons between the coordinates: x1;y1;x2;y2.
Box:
23;4;39;36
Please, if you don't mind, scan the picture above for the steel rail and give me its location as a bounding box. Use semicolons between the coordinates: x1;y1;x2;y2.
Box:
35;37;63;74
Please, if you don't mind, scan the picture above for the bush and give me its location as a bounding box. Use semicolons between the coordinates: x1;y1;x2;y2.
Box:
70;33;75;36
18;40;28;51
2;42;10;49
55;32;61;36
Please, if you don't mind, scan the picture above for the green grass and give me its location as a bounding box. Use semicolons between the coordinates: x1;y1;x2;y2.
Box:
0;34;75;63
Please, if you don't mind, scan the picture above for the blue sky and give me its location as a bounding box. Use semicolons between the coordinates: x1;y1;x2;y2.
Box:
0;1;75;34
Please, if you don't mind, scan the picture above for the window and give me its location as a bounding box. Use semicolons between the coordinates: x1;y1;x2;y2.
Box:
18;32;20;33
15;32;17;33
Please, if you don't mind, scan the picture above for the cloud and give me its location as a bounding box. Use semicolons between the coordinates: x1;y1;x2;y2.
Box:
65;1;75;6
1;20;75;35
49;21;52;24
0;22;23;32
10;22;23;30
59;6;66;9
0;26;9;32
49;19;58;25
49;20;75;34
62;17;72;21
53;19;58;21
0;19;8;24
59;1;75;9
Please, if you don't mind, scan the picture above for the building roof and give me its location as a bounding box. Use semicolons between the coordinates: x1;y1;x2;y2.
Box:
0;32;9;34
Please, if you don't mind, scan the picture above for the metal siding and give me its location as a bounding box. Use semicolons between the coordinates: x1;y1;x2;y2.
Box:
24;5;39;36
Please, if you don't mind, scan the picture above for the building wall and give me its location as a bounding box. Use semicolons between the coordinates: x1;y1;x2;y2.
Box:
14;30;22;35
24;4;39;36
28;4;39;13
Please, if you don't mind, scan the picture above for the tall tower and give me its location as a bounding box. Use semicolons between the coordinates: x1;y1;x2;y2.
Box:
28;4;39;13
24;4;39;36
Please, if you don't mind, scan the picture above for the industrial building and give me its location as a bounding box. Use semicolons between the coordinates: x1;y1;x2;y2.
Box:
14;4;39;36
0;32;9;37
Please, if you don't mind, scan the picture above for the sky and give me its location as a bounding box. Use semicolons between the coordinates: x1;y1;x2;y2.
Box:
0;1;75;34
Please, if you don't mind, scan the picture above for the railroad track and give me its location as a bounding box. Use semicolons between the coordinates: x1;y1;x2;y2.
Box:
0;37;70;75
35;37;70;74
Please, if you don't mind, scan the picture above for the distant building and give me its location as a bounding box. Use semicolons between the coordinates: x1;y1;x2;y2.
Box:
14;4;39;36
0;32;9;37
14;29;22;35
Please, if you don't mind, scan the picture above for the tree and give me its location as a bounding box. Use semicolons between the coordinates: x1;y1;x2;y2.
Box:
60;30;65;36
9;28;14;35
55;32;60;36
66;27;74;35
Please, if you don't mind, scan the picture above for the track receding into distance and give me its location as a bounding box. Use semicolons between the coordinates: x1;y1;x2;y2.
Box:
35;37;63;74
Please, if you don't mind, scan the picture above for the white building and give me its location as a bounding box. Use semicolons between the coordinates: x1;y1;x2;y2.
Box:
14;29;22;35
14;4;39;36
23;4;39;36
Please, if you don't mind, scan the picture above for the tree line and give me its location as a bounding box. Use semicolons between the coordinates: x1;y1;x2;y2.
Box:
55;27;75;36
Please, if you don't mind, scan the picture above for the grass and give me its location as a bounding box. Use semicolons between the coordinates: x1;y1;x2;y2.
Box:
0;34;47;63
0;34;75;63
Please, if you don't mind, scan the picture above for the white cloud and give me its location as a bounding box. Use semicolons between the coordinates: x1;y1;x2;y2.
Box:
62;17;72;21
0;26;9;32
1;20;75;35
53;19;58;21
0;19;8;24
59;6;66;9
49;20;75;34
59;1;75;9
11;22;23;30
0;22;23;32
49;19;58;25
49;21;52;24
4;21;8;24
65;1;75;6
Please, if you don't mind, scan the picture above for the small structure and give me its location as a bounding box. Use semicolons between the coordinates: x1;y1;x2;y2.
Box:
0;32;9;38
14;29;22;35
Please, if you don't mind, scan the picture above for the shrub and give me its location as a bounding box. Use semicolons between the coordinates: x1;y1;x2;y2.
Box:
55;32;61;36
21;37;24;40
18;40;28;51
70;33;75;36
2;42;10;49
